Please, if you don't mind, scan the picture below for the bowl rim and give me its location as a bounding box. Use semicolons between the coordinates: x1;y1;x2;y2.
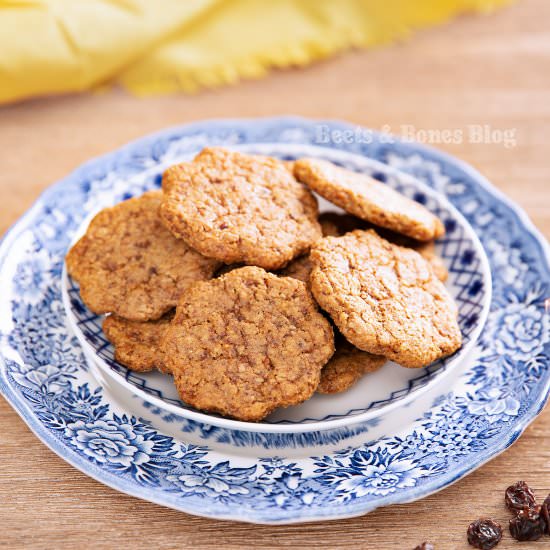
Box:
61;144;492;434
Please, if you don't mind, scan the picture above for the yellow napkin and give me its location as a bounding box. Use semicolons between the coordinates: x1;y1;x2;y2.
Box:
0;0;512;103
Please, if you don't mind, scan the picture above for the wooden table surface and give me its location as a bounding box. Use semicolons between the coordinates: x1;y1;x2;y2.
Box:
1;0;549;548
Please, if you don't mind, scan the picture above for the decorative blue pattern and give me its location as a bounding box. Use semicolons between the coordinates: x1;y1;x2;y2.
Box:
0;117;549;524
64;143;490;427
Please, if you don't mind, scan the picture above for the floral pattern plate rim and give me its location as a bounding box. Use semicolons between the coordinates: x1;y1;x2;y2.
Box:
0;117;548;524
61;141;491;433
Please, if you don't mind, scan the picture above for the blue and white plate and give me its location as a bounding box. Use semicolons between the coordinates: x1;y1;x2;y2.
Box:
1;117;549;524
62;143;491;433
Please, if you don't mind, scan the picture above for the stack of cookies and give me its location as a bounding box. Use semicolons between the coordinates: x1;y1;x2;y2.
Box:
67;148;462;422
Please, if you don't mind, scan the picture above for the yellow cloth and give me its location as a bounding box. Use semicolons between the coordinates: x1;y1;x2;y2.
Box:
0;0;512;103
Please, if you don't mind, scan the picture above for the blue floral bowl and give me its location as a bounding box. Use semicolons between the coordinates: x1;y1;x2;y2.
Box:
62;142;491;434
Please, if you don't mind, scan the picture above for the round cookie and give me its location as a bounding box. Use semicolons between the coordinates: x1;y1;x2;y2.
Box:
318;334;386;394
66;191;220;321
162;266;335;421
294;158;445;241
103;312;173;373
160;148;322;270
310;229;462;368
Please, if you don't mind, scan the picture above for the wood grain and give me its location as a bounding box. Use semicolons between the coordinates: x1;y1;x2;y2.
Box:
1;0;549;548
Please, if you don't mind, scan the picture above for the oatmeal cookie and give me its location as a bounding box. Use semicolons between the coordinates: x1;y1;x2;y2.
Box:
161;148;322;270
294;158;445;241
310;229;461;368
103;312;173;373
162;266;335;421
318;332;386;394
66;191;219;321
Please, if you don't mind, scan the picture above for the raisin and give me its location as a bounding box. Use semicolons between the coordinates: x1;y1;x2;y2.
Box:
542;494;550;535
467;519;502;549
505;480;536;512
509;506;546;541
414;543;434;550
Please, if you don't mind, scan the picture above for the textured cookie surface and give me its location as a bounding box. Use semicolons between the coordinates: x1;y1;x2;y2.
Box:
318;333;386;394
66;191;220;321
161;148;322;270
103;313;173;373
294;158;444;241
377;229;449;282
316;215;447;282
162;266;335;421
280;213;365;283
310;230;461;368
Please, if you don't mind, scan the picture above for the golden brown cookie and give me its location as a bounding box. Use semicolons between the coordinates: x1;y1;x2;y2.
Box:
161;148;322;270
294;158;445;241
66;191;220;321
162;266;335;421
318;332;386;394
310;229;462;368
103;312;173;373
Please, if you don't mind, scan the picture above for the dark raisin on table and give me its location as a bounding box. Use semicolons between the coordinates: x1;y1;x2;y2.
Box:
504;480;536;512
467;518;503;549
541;494;550;535
414;543;434;550
509;506;546;541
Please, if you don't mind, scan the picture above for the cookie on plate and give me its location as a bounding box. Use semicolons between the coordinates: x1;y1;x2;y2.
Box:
66;191;220;321
318;332;386;394
294;158;445;241
310;229;461;368
161;148;322;270
103;312;173;373
162;266;335;421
